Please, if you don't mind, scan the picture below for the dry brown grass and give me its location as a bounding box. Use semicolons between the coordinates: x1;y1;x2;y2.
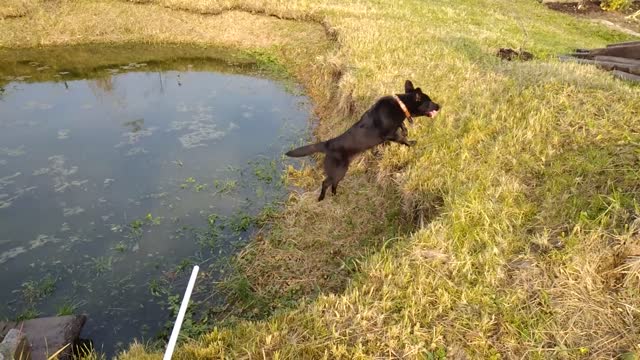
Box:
0;1;322;49
0;0;37;19
231;160;410;303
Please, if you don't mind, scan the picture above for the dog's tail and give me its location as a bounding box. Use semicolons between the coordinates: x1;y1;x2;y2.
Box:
285;142;326;157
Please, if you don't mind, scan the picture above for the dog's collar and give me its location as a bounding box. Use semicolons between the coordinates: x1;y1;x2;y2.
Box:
392;94;414;124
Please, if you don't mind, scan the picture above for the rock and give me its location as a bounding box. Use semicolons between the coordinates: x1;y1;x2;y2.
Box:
22;315;86;360
0;329;31;360
1;316;87;360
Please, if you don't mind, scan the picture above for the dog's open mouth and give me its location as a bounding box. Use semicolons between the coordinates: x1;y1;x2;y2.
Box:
427;110;438;117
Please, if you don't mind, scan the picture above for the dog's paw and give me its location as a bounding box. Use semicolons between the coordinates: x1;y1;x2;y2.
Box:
406;140;417;147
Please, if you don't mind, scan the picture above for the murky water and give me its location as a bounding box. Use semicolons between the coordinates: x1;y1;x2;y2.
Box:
0;48;310;355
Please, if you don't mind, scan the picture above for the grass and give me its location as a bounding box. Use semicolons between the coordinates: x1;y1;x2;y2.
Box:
15;307;41;322
2;0;640;359
21;275;56;303
56;300;85;316
74;343;107;360
213;179;237;194
228;211;253;234
0;0;36;19
0;43;261;89
251;159;279;184
91;256;114;275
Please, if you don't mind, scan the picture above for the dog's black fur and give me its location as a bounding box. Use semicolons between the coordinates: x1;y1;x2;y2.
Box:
285;80;440;201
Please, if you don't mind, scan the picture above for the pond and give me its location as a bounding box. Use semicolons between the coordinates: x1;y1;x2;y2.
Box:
0;46;311;355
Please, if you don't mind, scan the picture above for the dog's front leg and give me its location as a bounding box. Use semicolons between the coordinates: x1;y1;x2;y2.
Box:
386;127;416;147
399;123;408;137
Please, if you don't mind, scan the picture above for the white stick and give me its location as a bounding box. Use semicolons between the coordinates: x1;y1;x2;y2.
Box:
163;265;199;360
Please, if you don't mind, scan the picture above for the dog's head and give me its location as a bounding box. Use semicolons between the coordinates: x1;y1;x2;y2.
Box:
404;80;440;118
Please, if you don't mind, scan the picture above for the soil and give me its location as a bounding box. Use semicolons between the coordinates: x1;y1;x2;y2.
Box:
496;48;534;61
545;1;640;33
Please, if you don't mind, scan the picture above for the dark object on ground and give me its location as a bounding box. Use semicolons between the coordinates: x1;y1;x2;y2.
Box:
0;315;87;360
285;80;440;201
559;40;640;82
497;48;534;61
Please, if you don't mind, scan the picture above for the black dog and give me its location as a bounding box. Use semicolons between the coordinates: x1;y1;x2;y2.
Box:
285;80;440;201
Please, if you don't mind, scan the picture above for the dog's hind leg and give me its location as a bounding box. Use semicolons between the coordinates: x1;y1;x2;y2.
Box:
319;156;337;201
329;162;348;197
319;178;331;201
319;156;348;201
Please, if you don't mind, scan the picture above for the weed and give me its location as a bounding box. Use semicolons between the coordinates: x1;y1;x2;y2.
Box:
217;274;271;319
148;279;166;297
254;201;280;226
91;256;113;275
73;341;107;360
229;211;253;234
130;220;143;229
126;214;160;239
425;347;447;360
21;275;56;303
251;159;278;184
175;259;193;273
194;214;221;249
247;50;288;78
112;242;127;253
56;300;83;316
15;307;40;321
157;293;210;341
213;179;237;194
144;213;161;225
600;0;632;11
207;213;219;227
179;177;196;189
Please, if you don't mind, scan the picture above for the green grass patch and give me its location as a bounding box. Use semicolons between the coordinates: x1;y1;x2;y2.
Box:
21;275;56;303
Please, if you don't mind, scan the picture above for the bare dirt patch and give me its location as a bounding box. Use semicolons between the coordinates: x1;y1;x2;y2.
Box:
545;1;640;34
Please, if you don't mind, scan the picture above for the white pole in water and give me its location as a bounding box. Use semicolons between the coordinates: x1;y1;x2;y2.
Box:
163;265;199;360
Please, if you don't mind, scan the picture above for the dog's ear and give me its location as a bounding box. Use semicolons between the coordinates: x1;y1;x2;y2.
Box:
414;87;423;100
404;80;415;93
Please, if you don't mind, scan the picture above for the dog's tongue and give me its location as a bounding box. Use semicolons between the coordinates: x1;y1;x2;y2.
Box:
428;110;438;117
